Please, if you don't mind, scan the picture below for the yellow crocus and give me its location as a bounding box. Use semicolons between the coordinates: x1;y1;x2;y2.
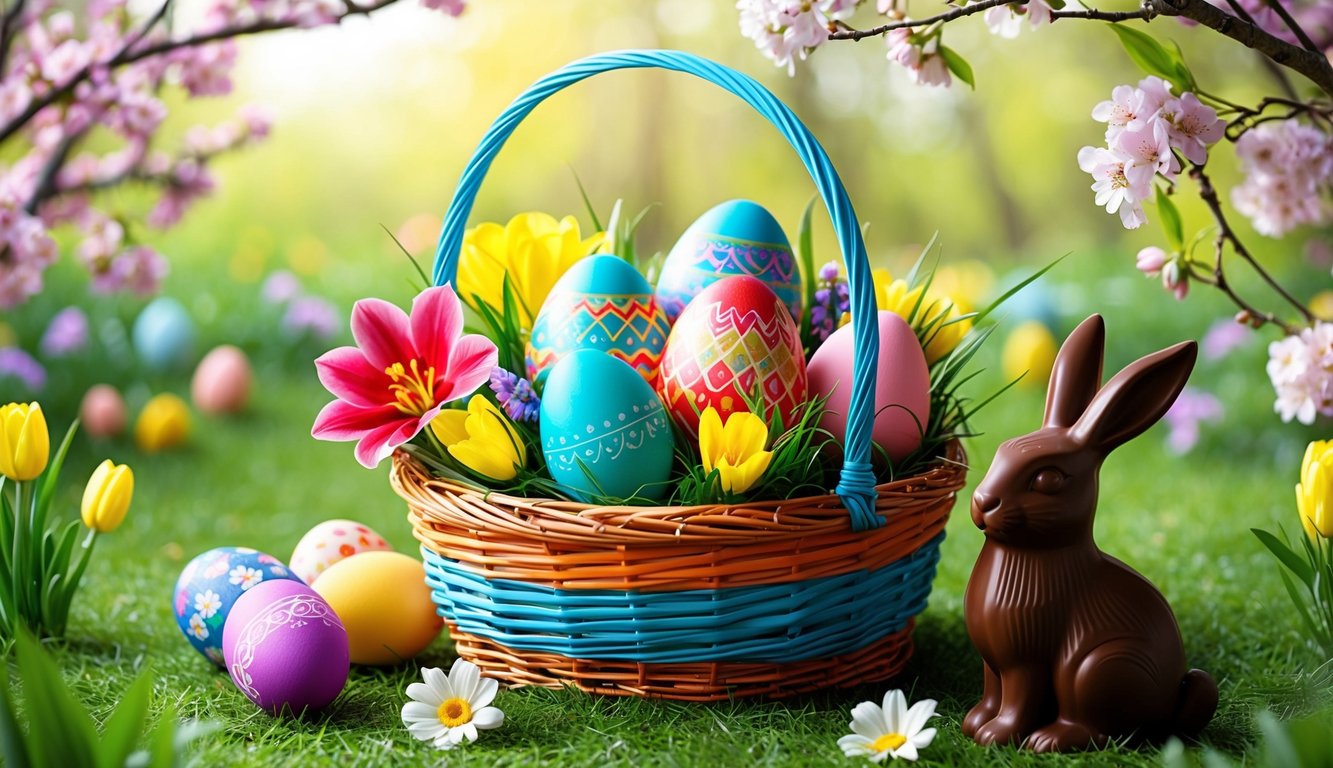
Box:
135;394;191;453
430;396;526;482
1297;439;1333;539
871;269;972;365
458;212;606;329
1002;321;1059;389
0;402;49;481
699;407;773;495
81;459;134;533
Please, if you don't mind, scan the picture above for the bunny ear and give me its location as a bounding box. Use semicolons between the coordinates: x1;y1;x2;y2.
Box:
1043;314;1106;429
1069;339;1198;454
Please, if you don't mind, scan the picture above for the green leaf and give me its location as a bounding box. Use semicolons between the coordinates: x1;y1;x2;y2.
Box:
1276;569;1323;645
937;45;974;90
0;663;32;768
571;168;602;232
97;669;154;768
13;632;98;768
795;197;818;349
1107;25;1193;93
973;253;1068;326
1255;710;1301;768
1155;186;1184;251
380;224;431;290
1253;528;1315;586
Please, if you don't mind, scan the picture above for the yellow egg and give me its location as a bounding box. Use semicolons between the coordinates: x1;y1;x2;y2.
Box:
311;551;442;665
1002;321;1059;388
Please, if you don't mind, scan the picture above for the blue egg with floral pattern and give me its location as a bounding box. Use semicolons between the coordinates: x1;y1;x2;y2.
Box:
173;546;304;667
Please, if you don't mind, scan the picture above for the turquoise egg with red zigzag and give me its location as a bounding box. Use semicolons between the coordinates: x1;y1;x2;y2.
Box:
655;200;801;324
526;255;670;385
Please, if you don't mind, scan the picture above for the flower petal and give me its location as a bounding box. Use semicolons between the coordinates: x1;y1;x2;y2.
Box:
311;399;401;440
430;409;469;447
350;297;414;371
472;705;504;729
471;677;499;711
460;722;479;743
849;702;886;739
892;740;919;761
723;411;767;461
406;720;445;742
449;658;481;703
837;734;873;757
314;347;392;408
881;690;906;733
411;285;464;372
698;407;724;475
911;727;937;750
901;698;937;737
439;334;498;403
353;419;414;469
422;666;456;701
448;438;519;481
401;701;440;724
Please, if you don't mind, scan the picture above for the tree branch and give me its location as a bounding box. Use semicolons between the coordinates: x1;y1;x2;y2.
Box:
829;0;1016;40
0;0;27;76
1049;8;1149;22
1262;0;1320;55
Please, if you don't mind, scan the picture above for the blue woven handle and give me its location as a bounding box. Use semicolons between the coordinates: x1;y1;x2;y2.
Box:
431;49;882;531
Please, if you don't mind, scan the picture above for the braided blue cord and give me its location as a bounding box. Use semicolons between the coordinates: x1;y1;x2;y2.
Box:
431;50;882;531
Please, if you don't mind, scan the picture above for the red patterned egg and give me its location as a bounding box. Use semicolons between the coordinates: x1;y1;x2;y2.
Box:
657;275;807;437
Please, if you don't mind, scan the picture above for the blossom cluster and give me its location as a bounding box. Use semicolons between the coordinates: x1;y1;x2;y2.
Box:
736;0;857;75
1203;0;1333;51
1078;77;1225;229
1231;119;1332;238
980;0;1053;39
884;28;951;87
1267;321;1333;425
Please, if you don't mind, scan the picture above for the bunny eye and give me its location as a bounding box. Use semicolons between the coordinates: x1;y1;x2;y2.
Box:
1030;468;1066;494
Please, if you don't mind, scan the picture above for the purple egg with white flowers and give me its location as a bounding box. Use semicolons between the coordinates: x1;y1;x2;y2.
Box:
173;546;304;667
222;579;349;715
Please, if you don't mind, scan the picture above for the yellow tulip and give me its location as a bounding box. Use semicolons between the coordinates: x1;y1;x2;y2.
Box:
871;269;972;364
0;402;49;481
699;407;773;494
1002;321;1059;389
1297;439;1333;539
458;212;606;329
430;396;526;482
81;459;133;533
135;394;191;453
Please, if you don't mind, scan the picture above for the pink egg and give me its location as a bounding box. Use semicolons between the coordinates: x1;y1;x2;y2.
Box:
222;579;349;715
289;519;393;585
807;311;931;463
79;384;127;438
191;345;252;415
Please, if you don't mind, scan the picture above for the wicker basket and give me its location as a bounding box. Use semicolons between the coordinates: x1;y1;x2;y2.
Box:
398;49;969;701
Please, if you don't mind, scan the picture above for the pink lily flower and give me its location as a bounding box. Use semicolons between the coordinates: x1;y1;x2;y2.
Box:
312;284;498;468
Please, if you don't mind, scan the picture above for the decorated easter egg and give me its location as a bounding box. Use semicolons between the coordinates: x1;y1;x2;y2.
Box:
655;200;801;323
311;551;441;665
289;519;392;585
539;349;674;501
79;384;127;439
807;311;930;464
657;276;808;438
191;345;253;415
132;297;196;371
223;579;349;714
173;546;304;667
526;255;670;384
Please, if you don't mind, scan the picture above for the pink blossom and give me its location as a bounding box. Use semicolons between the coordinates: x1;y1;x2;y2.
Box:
147;159;216;228
311;284;498;468
78;215;124;268
886;30;951;87
738;0;858;75
1202;318;1251;361
284;295;341;340
1135;246;1167;276
1161;260;1188;300
1163;387;1223;454
1159;92;1224;165
419;0;465;14
109;90;167;139
90;245;169;296
173;42;236;97
1267;322;1333;424
1091;77;1170;142
286;0;342;28
239;104;273;140
0;80;32;125
1115;118;1177;194
39;38;90;86
40;306;89;357
981;0;1053;38
1232;120;1332;237
1077;146;1146;228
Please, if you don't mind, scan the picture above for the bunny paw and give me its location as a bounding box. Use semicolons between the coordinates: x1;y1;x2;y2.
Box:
973;715;1035;747
1025;721;1103;753
962;704;997;738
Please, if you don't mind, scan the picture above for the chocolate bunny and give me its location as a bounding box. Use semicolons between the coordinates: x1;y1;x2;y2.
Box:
962;314;1217;752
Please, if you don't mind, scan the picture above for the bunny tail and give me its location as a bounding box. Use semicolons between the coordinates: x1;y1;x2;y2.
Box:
1172;668;1219;740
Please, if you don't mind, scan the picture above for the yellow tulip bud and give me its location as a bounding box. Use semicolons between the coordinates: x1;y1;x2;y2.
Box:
81;459;133;533
1297;439;1333;539
135;394;191;453
698;407;773;494
430;396;526;482
0;402;50;481
871;269;971;364
1002;321;1059;389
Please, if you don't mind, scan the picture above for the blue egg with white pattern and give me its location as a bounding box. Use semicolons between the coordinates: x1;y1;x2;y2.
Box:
539;349;675;502
173;546;304;667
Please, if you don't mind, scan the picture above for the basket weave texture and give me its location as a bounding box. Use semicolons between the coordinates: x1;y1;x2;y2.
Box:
399;441;966;700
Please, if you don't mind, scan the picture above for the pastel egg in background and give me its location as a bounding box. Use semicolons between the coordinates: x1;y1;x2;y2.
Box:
539;349;675;501
807;310;930;464
192;344;253;415
311;551;442;666
656;275;807;438
289;519;392;585
526;255;670;385
655;200;802;324
79;384;127;439
172;546;304;667
132;297;197;371
223;578;349;714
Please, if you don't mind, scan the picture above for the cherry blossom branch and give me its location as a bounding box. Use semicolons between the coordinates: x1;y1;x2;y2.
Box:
1048;8;1149;22
828;0;1016;40
1262;0;1320;54
1190;165;1314;332
0;0;27;75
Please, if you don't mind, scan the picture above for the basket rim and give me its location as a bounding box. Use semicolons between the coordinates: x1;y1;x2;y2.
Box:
395;440;967;527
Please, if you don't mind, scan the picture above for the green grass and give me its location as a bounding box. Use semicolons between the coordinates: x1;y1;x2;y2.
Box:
15;362;1324;768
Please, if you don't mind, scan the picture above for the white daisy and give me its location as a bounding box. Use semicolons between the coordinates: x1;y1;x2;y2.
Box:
188;613;209;641
837;689;937;763
229;565;263;590
194;589;222;618
401;659;504;750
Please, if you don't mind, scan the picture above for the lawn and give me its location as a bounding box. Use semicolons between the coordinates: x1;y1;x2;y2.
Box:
33;351;1323;767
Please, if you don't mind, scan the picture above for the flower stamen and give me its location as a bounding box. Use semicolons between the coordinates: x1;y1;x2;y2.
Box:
385;359;437;416
437;696;472;728
871;732;907;752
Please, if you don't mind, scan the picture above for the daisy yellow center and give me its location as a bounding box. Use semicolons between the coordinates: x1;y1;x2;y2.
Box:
437;696;472;728
871;733;907;753
385;359;437;416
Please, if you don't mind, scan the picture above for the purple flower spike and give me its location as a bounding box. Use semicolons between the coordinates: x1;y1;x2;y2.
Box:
489;367;540;423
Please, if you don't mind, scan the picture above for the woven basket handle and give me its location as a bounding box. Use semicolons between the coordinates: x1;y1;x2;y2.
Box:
431;49;883;532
